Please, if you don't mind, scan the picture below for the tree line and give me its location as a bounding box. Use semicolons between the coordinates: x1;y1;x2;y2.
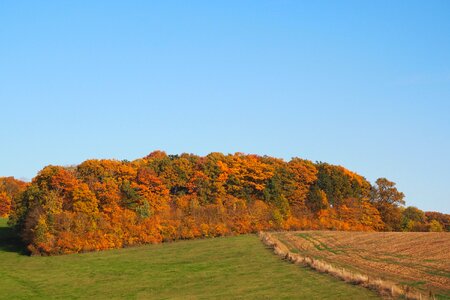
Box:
1;151;448;255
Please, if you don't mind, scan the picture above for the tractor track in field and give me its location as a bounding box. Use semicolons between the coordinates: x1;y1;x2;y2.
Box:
271;231;450;299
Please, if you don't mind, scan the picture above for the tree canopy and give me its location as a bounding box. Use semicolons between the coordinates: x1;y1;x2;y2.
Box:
2;151;447;255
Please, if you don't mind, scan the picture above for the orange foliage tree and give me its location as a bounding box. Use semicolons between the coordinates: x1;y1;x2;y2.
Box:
0;177;28;217
8;151;420;255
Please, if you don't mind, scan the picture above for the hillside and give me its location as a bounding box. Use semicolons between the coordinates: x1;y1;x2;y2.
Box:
0;218;378;299
2;151;448;255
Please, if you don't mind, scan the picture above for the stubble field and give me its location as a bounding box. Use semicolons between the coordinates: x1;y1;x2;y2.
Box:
273;231;450;299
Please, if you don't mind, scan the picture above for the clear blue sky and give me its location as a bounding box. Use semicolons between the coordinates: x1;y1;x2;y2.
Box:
1;1;449;213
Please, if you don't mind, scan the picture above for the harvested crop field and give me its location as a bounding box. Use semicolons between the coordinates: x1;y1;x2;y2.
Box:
273;231;450;298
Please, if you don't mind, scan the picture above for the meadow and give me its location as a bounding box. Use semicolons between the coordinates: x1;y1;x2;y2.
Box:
273;231;450;299
0;218;378;299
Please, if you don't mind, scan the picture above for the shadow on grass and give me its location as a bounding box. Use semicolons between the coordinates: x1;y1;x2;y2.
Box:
0;225;29;255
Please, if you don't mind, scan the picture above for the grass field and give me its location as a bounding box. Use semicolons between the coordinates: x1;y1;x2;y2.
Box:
0;218;378;299
273;231;450;299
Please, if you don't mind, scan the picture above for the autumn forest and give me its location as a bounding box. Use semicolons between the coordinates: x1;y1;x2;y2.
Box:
1;151;449;255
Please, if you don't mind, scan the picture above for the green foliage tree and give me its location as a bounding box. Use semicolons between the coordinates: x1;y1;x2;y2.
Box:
263;174;290;217
315;163;371;208
401;206;426;231
120;180;143;210
306;186;329;213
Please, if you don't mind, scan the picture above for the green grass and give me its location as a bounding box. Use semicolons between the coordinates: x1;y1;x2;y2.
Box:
0;218;378;299
295;233;345;254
